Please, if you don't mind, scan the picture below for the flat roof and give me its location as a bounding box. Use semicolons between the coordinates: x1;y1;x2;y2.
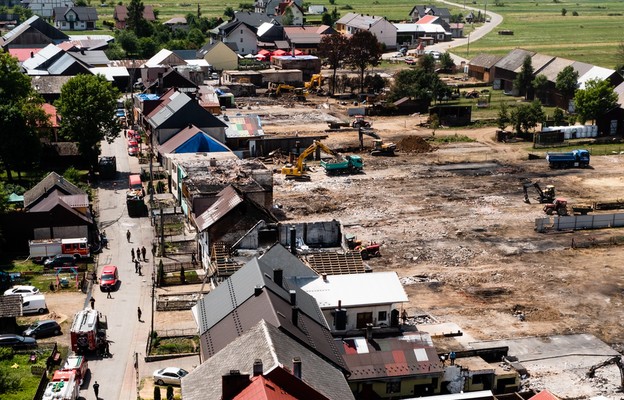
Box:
297;271;408;308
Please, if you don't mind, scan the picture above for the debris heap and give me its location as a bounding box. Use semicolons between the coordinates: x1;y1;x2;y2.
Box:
396;136;433;153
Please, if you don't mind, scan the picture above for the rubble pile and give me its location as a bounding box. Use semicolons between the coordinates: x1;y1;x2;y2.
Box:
396;136;433;153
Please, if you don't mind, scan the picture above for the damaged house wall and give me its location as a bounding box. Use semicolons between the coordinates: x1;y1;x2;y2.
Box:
279;220;341;248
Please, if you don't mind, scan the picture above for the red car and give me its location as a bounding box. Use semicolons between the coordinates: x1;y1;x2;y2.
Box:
127;139;139;156
99;265;119;292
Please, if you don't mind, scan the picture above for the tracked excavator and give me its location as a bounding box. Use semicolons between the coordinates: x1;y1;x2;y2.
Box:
267;82;307;101
304;74;324;93
358;128;396;156
522;181;556;204
587;356;624;390
281;140;362;180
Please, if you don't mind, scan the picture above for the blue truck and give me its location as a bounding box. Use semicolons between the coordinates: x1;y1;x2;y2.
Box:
546;149;590;169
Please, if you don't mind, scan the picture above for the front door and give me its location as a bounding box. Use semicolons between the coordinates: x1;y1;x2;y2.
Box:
356;312;372;329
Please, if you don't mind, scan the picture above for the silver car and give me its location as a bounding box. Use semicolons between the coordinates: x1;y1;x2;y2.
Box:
153;367;189;386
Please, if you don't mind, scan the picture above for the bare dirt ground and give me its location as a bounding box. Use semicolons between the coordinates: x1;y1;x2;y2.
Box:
232;96;624;348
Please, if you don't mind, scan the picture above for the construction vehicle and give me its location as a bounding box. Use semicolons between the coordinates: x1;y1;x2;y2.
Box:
42;369;80;400
358;128;396;156
522;181;556;204
587;356;624;390
304;74;324;92
320;155;364;175
345;234;381;260
282;140;362;180
70;308;107;354
352;115;372;129
267;83;307;101
543;198;593;216
546;149;590;168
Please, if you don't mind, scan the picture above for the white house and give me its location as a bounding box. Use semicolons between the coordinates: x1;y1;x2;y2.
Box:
335;12;398;49
290;271;408;333
216;21;257;55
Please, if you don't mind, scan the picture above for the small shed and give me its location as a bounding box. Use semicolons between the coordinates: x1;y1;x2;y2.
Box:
394;97;430;115
429;105;472;127
0;294;23;333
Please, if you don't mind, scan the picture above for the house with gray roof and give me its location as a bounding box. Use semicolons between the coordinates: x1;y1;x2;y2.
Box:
53;6;97;31
0;15;68;49
232;11;282;28
335;12;397;49
21;43;91;76
493;48;536;93
191;245;347;373
214;20;258;55
409;5;451;23
23;0;74;19
468;53;502;83
143;88;228;148
182;320;354;400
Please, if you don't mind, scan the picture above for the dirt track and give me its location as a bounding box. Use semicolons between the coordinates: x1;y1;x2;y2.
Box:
240;97;624;346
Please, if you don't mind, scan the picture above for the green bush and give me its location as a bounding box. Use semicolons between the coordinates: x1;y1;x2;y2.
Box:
154;386;161;400
166;385;174;400
0;347;13;360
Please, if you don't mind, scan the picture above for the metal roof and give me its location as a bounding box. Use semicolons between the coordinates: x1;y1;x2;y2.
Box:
469;53;503;69
337;332;443;381
182;320;354;400
22;43;63;70
534;57;574;82
158;124;230;155
224;114;264;138
47;53;84;75
578;66;617;89
24;171;84;209
494;48;535;72
516;53;555;74
194;186;243;232
89;67;129;81
294;271;408;309
69;50;110;67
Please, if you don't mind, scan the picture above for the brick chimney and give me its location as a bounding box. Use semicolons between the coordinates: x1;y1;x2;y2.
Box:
253;359;263;376
292;357;302;379
222;370;250;400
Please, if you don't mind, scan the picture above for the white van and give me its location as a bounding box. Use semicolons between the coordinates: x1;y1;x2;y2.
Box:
22;294;47;315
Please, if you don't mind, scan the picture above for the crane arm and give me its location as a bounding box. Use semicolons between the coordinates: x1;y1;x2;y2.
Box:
294;141;339;172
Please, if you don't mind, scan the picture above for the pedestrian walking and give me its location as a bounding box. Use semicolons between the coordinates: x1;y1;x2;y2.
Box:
449;351;456;366
106;289;112;299
138;264;142;276
131;248;135;262
126;229;131;242
93;381;100;398
136;247;141;261
137;307;142;322
105;341;111;358
90;297;95;309
135;259;140;273
141;246;147;261
191;252;197;264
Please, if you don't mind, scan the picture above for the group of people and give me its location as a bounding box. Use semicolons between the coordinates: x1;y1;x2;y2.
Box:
131;246;147;262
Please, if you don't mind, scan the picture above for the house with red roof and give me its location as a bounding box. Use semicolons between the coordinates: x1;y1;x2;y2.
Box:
113;5;155;30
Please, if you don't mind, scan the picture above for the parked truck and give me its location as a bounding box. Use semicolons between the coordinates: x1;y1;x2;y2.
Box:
70;308;107;354
320;155;364;175
546;149;590;168
60;355;88;386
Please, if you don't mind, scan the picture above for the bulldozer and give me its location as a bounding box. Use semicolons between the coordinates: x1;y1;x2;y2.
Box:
522;181;556;204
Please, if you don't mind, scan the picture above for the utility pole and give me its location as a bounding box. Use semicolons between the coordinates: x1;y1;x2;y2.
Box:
484;0;488;22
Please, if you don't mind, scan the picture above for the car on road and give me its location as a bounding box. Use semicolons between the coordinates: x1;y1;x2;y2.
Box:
44;254;77;269
99;265;119;292
153;367;189;386
0;334;37;349
128;139;139;156
4;285;40;297
23;320;61;338
404;57;416;65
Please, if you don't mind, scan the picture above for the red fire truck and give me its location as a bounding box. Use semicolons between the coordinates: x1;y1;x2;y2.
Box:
70;308;107;354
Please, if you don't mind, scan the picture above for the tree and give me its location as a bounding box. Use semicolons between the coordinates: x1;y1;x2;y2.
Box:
513;55;534;100
555;65;579;107
224;6;234;18
0;52;46;181
105;42;126;60
321;12;333;26
387;67;446;104
187;28;205;48
561;8;567;16
317;33;349;94
497;102;510;130
154;386;161;400
418;54;436;73
138;37;158;58
127;0;151;37
573;78;618;124
532;74;549;103
55;75;121;170
553;107;566;126
117;30;139;57
615;41;624;75
166;385;174;400
282;7;294;25
346;30;383;93
439;52;455;70
510;100;544;134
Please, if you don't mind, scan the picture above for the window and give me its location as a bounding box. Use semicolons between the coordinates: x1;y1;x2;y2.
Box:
386;381;401;394
240;29;243;34
240;38;243;43
378;311;387;321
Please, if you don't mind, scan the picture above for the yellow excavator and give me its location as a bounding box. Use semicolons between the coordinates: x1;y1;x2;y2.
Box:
267;82;307;101
304;74;324;92
281;140;337;180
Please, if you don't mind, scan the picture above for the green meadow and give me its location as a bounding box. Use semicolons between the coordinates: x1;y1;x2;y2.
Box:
91;0;624;67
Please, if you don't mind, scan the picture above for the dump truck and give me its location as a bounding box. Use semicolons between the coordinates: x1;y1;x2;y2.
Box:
320;155;364;175
546;149;590;168
70;308;107;354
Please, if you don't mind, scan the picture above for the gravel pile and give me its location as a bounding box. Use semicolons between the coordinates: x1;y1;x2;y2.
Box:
396;135;434;153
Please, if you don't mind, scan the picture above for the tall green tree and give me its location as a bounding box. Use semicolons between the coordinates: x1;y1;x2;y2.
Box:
532;74;549;103
555;65;579;108
317;33;349;95
497;102;510;130
439;52;455;70
117;30;139;57
510;100;544;134
346;30;382;93
0;52;46;182
387;67;446;104
127;0;152;37
513;55;534;100
418;54;436;73
573;78;618;124
55;75;121;170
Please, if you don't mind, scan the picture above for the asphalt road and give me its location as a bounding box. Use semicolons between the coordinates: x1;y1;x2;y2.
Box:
78;127;156;400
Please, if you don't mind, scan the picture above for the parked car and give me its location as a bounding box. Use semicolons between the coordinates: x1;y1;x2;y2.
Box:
100;265;119;292
23;319;61;338
153;367;189;386
4;285;40;297
0;334;37;349
44;254;77;269
127;139;139;156
22;294;48;314
404;57;416;65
